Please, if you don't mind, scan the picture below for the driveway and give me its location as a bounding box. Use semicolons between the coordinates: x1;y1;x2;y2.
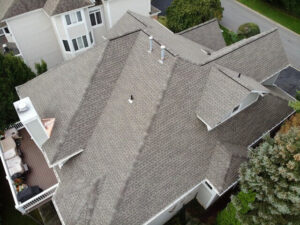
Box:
220;0;300;70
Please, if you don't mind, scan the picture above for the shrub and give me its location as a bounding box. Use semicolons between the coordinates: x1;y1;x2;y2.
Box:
35;59;48;75
166;0;223;33
216;191;255;225
220;25;244;45
237;23;260;38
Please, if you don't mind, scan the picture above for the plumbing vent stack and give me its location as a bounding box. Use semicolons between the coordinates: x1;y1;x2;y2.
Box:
148;36;153;53
159;45;165;64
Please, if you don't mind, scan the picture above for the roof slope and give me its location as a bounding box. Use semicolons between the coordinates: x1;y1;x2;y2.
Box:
107;11;211;64
178;19;226;51
16;12;293;225
196;64;269;129
0;0;46;21
43;0;92;16
0;0;91;21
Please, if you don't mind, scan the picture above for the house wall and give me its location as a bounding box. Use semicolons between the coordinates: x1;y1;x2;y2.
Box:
105;0;150;28
144;180;219;225
6;10;64;70
87;6;107;44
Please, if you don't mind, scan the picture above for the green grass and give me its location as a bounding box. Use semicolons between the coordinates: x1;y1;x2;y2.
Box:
237;0;300;34
158;16;167;27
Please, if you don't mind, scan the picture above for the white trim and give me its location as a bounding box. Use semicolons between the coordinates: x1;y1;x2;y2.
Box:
247;110;295;149
5;22;23;57
196;114;212;131
61;14;76;54
260;64;291;84
50;149;84;168
219;180;238;196
50;17;69;59
0;144;19;205
143;178;219;225
105;0;113;28
52;197;66;225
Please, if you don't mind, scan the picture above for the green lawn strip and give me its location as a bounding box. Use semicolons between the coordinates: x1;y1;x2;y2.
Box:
237;0;300;34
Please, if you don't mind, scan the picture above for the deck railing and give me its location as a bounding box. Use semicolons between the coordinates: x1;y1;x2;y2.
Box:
6;121;24;131
16;184;58;214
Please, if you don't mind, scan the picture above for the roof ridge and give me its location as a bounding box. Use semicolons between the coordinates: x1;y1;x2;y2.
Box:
110;58;180;225
177;18;218;35
214;65;252;92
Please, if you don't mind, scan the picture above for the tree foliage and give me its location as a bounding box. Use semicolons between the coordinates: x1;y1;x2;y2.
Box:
216;191;255;225
237;127;300;225
289;90;300;112
265;0;300;17
237;23;260;38
166;0;223;33
0;53;35;131
35;59;48;75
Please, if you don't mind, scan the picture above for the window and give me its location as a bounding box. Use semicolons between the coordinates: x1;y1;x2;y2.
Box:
72;35;88;51
89;32;93;44
65;11;82;25
4;27;10;34
62;40;70;52
89;9;102;26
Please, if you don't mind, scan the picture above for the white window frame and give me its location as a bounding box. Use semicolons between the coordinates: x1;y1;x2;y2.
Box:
3;26;10;34
89;8;103;27
65;10;83;26
72;35;89;52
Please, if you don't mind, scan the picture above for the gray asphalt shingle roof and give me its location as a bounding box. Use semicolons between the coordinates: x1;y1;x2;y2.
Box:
16;12;293;225
196;64;269;129
0;0;91;21
178;19;226;51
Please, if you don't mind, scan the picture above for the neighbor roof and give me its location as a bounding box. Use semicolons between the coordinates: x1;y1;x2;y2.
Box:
16;12;293;225
0;0;92;21
178;18;226;51
196;64;269;129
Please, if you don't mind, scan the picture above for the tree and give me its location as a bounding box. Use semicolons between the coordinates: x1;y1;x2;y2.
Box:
237;23;260;38
237;128;300;225
289;90;300;112
35;59;47;75
0;53;35;130
166;0;223;33
216;191;255;225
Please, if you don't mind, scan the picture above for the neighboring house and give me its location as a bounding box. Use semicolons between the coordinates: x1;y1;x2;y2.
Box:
0;11;296;225
0;0;158;70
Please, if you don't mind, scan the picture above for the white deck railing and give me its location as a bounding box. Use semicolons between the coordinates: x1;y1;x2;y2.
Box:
6;121;24;131
16;184;58;214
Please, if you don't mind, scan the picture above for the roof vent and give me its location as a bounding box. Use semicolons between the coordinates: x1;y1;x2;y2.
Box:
159;45;165;64
128;95;134;104
201;49;211;55
238;73;241;78
17;102;29;112
148;36;153;53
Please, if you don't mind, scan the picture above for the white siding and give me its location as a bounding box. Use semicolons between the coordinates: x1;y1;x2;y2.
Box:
6;10;63;70
106;0;150;28
86;6;107;44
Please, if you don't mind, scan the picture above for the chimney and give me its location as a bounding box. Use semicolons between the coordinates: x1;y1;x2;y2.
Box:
13;97;49;148
159;45;165;64
148;36;153;53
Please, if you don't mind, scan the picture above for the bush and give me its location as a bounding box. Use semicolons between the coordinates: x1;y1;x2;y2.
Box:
216;191;255;225
220;25;244;45
35;59;47;75
166;0;223;33
237;23;260;38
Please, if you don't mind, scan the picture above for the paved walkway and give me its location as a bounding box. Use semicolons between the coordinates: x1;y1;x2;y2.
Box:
220;0;300;70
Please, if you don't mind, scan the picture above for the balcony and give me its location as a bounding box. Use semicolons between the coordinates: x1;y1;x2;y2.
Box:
0;122;58;214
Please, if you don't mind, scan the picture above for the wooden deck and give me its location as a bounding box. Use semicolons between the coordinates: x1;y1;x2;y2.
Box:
19;129;57;191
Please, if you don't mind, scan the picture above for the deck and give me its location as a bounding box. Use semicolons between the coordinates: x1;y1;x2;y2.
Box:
19;129;57;190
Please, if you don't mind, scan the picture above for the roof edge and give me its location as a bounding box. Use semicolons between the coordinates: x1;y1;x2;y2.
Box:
177;18;218;35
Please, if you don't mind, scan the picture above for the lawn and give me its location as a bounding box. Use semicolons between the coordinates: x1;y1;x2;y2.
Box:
0;165;42;225
158;16;167;27
237;0;300;34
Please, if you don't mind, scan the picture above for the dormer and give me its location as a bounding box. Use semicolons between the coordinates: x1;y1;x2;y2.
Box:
196;65;269;131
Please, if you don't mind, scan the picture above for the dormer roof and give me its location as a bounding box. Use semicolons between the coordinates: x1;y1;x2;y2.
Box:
196;64;269;130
